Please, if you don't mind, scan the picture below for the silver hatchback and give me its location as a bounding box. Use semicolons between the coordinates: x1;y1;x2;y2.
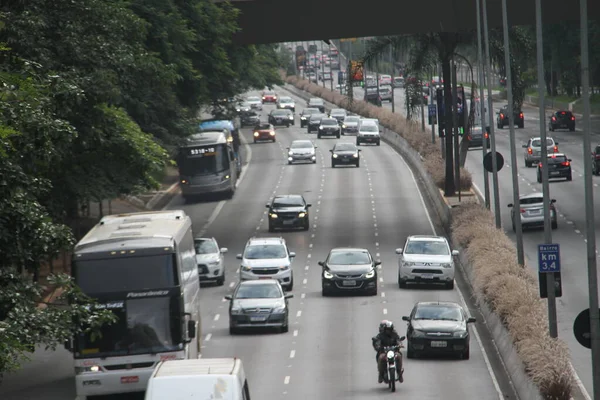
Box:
523;137;558;167
507;193;558;232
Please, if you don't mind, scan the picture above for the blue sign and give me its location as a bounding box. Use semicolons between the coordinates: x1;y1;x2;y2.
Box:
428;104;437;117
200;120;234;132
538;244;561;273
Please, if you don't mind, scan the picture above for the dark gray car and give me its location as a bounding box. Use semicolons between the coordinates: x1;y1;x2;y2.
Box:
320;248;379;296
330;142;360;167
307;113;327;133
225;280;293;334
467;126;490;149
318;118;341;139
300;107;320;127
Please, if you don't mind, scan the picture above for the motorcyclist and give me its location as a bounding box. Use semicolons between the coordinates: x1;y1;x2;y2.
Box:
372;320;404;384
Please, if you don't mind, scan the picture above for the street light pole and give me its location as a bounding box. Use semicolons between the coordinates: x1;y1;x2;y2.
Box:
481;0;501;228
580;0;600;396
476;0;490;209
320;40;326;88
501;0;525;266
535;0;557;338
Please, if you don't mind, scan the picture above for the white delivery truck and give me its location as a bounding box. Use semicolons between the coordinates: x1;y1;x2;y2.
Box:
145;358;251;400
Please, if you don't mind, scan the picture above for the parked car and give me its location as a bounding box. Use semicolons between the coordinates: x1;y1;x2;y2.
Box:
507;193;558;232
549;110;575;131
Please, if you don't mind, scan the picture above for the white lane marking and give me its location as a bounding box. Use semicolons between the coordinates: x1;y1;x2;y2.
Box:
302;278;308;284
205;333;212;342
293;330;298;337
307;254;311;258
381;292;385;298
375;242;379;247
214;314;220;321
296;310;302;317
284;376;290;385
290;350;296;358
305;265;309;270
229;282;235;288
379;277;384;282
376;253;380;257
301;293;306;299
383;308;388;315
575;229;581;234
309;243;313;248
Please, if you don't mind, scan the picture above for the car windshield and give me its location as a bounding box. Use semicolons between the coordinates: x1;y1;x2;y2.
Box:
345;116;360;122
247;97;260;102
331;110;345;115
328;251;370;265
255;124;271;130
404;240;449;255
531;138;554;147
272;110;288;116
291;141;313;149
519;197;543;205
235;284;281;299
279;97;292;103
273;197;304;207
548;155;567;163
414;305;462;321
194;239;218;254
334;144;357;152
303;109;319;115
264;92;275;96
310;115;325;122
322;119;338;126
309;99;324;105
361;125;378;132
244;244;287;259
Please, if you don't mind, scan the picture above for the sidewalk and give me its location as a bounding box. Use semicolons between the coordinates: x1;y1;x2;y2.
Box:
37;166;181;305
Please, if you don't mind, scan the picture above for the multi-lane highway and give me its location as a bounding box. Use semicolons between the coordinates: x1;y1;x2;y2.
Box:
0;89;517;399
324;56;600;396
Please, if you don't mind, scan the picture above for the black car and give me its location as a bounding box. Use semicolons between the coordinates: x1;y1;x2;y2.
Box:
318;118;341;139
269;109;294;127
225;280;293;334
549;110;575;131
266;194;311;231
466;126;490;148
300;108;320;128
330;142;360;167
496;105;524;129
592;145;600;175
537;153;572;182
319;248;379;296
364;87;382;106
329;108;347;124
307;113;327;133
240;110;260;127
402;301;476;359
307;98;325;113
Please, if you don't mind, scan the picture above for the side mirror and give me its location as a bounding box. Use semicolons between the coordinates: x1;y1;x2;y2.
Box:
375;260;382;266
318;261;324;266
266;204;271;208
521;144;528;148
289;252;296;258
358;149;362;152
314;146;318;149
402;316;410;321
186;320;196;341
551;199;557;203
306;203;312;208
236;254;243;259
467;317;477;323
395;248;403;254
452;250;460;256
507;203;514;208
568;158;572;162
329;149;333;152
555;141;559;145
220;248;228;253
399;336;406;341
286;147;289;149
284;293;294;299
224;295;232;300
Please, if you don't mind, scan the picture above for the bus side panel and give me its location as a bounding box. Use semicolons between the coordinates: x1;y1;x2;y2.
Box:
179;224;201;357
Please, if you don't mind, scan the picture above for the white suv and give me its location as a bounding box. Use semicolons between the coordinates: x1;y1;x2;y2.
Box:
357;120;380;146
396;235;459;289
237;237;296;290
194;237;228;286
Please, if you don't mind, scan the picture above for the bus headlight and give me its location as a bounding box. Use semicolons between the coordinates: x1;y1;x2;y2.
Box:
221;175;230;181
75;365;100;374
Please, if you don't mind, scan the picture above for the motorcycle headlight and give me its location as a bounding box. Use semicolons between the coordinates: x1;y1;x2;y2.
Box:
241;266;252;272
412;329;426;338
332;154;338;158
298;212;306;218
453;330;468;338
75;365;100;374
353;153;359;158
364;269;375;278
323;270;333;279
269;213;278;218
442;263;453;269
386;350;395;359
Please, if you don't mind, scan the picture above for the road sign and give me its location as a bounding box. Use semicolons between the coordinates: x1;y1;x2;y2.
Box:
483;152;504;173
538;244;561;273
573;308;596;349
428;104;436;117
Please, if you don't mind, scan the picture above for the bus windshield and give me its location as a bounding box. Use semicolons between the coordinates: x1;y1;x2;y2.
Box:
75;296;183;358
178;144;230;176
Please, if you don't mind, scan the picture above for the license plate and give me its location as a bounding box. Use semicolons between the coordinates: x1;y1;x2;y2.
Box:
121;376;139;384
529;209;542;214
283;220;294;225
251;316;267;322
341;158;350;162
550;171;560;175
342;280;356;286
420;274;434;279
430;341;447;348
259;276;272;280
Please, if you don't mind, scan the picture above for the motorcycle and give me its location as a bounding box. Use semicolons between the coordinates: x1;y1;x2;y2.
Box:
382;336;405;392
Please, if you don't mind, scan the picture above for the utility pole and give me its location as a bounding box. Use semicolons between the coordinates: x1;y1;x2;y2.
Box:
580;0;600;397
476;0;490;209
320;41;325;88
390;44;395;113
452;62;461;202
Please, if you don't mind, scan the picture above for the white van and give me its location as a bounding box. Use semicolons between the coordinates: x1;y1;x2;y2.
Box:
145;358;251;400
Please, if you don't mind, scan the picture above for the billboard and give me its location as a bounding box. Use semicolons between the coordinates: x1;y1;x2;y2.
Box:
349;61;364;83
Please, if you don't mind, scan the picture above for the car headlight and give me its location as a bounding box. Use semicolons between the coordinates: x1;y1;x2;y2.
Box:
298;212;306;218
241;266;252;272
402;261;416;267
273;306;286;314
221;174;230;181
207;261;220;266
269;213;278;218
353;153;359;158
75;365;100;374
319;125;324;130
323;270;333;279
289;115;294;120
270;131;275;136
253;132;259;137
442;263;452;268
289;151;294;156
231;307;243;315
364;269;375;278
342;124;346;128
288;157;293;161
301;116;307;120
279;265;290;271
332;154;338;158
453;330;468;338
412;329;426;338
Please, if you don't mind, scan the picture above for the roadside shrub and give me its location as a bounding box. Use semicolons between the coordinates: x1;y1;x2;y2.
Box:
451;203;573;399
284;75;473;192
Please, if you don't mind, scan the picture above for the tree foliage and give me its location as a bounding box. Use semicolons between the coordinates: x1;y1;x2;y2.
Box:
0;0;281;377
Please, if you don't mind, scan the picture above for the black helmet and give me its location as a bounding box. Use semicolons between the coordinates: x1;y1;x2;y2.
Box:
379;320;388;333
384;320;394;331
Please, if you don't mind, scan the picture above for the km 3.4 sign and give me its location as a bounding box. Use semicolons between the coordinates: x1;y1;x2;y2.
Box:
538;243;561;273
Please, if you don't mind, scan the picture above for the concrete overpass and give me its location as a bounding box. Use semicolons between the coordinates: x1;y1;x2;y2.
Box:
226;0;600;45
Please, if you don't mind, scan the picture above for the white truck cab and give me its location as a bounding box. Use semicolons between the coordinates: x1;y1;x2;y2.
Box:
145;358;251;400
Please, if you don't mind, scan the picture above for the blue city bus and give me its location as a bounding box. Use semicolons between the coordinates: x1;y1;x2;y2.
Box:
199;119;242;175
177;131;238;201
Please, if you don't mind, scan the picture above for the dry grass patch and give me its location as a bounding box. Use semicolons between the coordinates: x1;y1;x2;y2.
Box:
284;75;473;192
451;203;573;399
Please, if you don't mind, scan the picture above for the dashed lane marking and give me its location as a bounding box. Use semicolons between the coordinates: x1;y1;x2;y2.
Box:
214;314;220;321
383;308;388;315
290;350;296;359
205;333;212;342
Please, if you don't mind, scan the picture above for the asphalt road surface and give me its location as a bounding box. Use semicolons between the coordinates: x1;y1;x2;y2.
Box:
0;89;518;399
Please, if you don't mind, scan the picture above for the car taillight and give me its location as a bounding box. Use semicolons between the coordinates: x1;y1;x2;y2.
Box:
595;154;600;159
562;161;570;166
552;116;556;121
528;148;533;154
571;116;575;121
484;132;489;139
500;113;504;118
467;135;472;140
538;162;543;168
519;112;524;118
553;146;558;152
